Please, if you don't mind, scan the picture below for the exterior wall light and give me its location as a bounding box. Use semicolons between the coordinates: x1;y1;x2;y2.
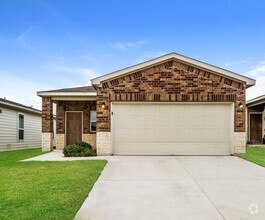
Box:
239;103;244;108
102;101;106;108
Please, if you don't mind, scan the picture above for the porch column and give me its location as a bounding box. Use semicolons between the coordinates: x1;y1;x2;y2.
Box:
42;97;53;151
263;109;265;143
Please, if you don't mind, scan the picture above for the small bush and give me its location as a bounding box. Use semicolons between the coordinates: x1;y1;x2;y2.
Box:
63;142;96;157
75;141;93;150
84;149;97;157
63;144;85;157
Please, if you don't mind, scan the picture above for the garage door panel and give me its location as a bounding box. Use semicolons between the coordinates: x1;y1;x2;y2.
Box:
112;103;233;155
114;141;231;155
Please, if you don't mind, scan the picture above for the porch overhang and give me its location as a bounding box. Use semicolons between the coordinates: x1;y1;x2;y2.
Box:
37;86;97;101
247;95;265;108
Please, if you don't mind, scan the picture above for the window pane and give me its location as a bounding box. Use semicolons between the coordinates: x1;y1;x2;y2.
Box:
91;122;96;132
19;130;24;140
19;115;24;129
90;111;96;122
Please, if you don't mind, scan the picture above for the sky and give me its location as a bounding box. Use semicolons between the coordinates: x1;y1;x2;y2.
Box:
0;0;265;110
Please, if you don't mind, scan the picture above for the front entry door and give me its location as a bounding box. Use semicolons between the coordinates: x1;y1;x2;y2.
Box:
250;114;262;144
66;112;82;145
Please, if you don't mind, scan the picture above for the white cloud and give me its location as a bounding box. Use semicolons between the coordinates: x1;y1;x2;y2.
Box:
80;54;97;62
110;40;151;50
136;51;167;63
17;26;36;42
43;62;99;79
225;57;252;67
245;61;265;100
0;70;50;110
30;95;42;104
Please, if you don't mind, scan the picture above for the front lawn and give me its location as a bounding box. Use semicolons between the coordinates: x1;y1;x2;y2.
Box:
240;147;265;168
0;149;106;220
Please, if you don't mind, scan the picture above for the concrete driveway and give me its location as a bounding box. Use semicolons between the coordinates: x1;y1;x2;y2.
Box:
75;156;265;220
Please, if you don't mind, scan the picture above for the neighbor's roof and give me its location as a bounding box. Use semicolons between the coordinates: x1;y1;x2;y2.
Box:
37;86;96;97
0;98;42;115
91;52;256;87
247;94;265;107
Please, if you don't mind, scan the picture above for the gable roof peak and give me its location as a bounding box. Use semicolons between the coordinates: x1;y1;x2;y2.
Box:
91;52;255;88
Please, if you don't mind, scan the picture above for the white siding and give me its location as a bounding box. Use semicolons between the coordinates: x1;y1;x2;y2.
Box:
0;106;42;151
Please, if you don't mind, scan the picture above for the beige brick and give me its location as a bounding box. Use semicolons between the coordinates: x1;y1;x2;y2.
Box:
56;134;65;150
42;133;53;152
82;133;96;149
96;132;111;155
234;132;246;155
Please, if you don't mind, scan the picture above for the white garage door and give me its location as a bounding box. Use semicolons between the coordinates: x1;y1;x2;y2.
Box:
112;103;233;155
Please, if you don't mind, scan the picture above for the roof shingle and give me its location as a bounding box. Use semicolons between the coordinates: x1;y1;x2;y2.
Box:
38;86;96;93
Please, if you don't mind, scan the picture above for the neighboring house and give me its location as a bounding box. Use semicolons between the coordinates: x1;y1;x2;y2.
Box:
0;98;56;151
37;52;256;155
247;95;265;145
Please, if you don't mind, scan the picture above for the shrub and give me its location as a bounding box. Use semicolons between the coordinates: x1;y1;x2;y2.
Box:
75;141;93;150
63;144;85;157
84;148;97;157
63;142;96;157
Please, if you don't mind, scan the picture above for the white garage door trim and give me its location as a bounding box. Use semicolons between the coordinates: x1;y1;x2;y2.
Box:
111;102;234;155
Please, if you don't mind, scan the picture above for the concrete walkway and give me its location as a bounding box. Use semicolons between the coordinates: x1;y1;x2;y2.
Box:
21;150;110;161
75;156;265;220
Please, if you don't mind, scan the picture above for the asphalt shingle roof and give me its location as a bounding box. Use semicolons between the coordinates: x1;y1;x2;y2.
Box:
39;86;96;93
0;98;41;113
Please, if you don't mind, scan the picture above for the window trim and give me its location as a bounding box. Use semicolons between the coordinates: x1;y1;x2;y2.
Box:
90;110;97;132
18;113;25;141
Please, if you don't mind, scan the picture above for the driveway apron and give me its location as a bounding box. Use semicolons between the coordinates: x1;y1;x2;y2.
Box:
75;156;265;220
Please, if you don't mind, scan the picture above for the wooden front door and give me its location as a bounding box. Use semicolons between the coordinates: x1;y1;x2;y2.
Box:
250;114;262;144
66;112;82;145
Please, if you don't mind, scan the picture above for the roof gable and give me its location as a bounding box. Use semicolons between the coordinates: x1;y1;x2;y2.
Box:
99;60;245;95
91;52;255;87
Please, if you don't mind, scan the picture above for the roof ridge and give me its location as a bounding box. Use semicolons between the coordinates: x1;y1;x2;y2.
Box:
0;98;41;112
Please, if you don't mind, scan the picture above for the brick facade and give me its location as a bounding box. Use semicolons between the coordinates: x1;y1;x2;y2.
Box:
96;59;246;133
42;97;53;133
56;101;96;134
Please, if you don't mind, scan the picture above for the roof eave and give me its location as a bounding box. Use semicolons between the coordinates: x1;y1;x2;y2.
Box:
247;95;265;107
37;92;97;97
0;101;42;115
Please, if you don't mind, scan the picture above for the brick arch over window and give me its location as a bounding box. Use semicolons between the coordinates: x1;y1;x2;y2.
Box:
96;59;245;133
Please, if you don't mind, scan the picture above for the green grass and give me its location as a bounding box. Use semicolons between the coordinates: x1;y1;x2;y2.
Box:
0;149;107;220
240;147;265;168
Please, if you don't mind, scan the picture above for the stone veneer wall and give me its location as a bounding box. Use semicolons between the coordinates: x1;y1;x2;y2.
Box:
96;132;111;155
42;133;53;151
56;134;65;150
83;134;96;149
234;132;247;154
96;59;246;155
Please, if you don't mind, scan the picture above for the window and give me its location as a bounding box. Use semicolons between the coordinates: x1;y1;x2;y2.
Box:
90;111;96;132
18;114;24;140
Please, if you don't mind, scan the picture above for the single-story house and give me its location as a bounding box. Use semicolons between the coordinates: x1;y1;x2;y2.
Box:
247;95;265;145
37;52;256;155
0;98;56;151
